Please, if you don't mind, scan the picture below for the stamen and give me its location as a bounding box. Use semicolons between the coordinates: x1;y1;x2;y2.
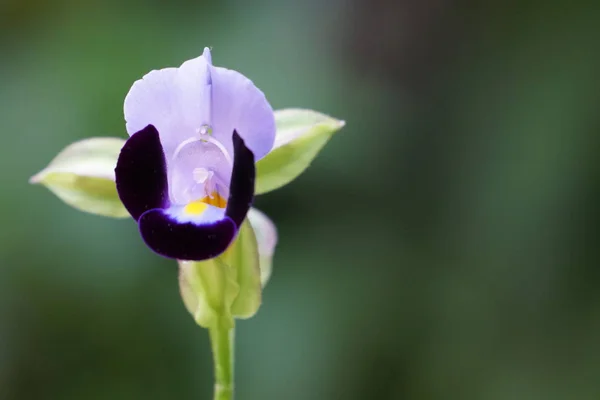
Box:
201;191;228;208
192;169;228;208
193;168;213;184
193;167;216;198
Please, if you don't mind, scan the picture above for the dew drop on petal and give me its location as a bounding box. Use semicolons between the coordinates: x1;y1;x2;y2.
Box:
198;124;213;136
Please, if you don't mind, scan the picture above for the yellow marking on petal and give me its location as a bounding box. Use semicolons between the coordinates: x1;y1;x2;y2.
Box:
183;192;227;215
184;200;209;215
202;192;228;208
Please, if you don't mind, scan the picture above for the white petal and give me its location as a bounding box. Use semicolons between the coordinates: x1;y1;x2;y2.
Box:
165;202;226;225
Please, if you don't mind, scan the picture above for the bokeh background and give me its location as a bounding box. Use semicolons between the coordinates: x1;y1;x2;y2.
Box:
1;0;600;399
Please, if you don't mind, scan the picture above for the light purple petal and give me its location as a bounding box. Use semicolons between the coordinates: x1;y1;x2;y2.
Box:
123;48;274;207
123;53;211;157
209;64;275;161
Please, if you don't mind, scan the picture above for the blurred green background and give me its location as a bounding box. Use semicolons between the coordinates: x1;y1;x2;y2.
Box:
2;0;600;399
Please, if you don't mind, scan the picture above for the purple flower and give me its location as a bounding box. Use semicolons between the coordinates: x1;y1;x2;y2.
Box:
115;48;275;261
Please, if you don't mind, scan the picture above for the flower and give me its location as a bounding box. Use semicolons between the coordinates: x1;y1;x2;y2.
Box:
32;45;344;266
115;48;275;261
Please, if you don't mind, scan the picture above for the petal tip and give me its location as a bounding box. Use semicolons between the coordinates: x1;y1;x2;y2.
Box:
225;130;256;227
202;47;213;65
29;172;43;184
232;129;243;146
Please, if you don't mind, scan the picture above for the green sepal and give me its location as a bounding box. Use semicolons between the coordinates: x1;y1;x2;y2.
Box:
30;137;128;218
255;109;345;195
178;219;261;329
247;208;277;287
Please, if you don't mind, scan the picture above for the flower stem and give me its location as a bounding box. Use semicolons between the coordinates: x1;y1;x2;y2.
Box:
209;321;235;400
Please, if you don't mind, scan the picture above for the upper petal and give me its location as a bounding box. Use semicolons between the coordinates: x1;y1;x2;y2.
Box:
123;54;212;157
209;63;275;161
124;48;275;163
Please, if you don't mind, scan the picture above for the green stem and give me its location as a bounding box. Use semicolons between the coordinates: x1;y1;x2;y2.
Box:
209;321;235;400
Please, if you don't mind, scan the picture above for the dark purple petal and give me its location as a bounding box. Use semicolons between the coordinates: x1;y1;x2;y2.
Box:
115;125;169;221
139;209;237;261
225;131;255;226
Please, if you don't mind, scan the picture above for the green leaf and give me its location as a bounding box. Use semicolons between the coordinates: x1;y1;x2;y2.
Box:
30;137;128;218
178;219;262;328
247;208;278;287
255;108;345;194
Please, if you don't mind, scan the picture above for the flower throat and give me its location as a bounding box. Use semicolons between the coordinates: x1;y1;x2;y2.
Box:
171;124;232;212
